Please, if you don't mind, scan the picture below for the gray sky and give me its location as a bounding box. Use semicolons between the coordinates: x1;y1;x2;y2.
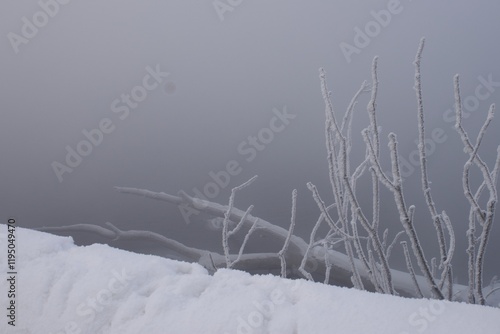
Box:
1;0;500;283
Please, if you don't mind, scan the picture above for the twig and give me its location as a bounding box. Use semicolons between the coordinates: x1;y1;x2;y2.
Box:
278;189;298;278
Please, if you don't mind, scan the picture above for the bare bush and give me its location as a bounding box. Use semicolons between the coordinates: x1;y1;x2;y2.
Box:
39;39;499;306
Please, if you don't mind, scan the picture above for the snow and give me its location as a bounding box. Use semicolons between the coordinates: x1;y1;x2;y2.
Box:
1;228;499;334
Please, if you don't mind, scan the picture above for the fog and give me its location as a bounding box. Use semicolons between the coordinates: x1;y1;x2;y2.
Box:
1;1;499;283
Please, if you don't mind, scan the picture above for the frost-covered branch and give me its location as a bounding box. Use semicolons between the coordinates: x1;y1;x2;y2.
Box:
222;175;258;268
413;37;449;274
278;189;297;278
401;241;424;298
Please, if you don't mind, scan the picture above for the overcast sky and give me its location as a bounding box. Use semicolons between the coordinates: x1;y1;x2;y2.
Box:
1;1;500;282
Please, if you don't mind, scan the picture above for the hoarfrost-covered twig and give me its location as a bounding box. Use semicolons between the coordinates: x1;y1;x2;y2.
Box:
362;129;394;189
401;241;424;298
345;239;364;290
367;249;382;292
466;210;476;303
439;211;455;300
228;205;254;238
300;214;325;281
307;182;351;239
371;168;380;230
341;80;370;134
232;218;259;268
367;56;381;158
366;58;381;233
431;258;437;279
278;189;298;278
343;80;371;181
324;244;332;285
413;37;449;272
385;230;405;260
115;186;183;205
350;216;382;292
223;175;258;268
382;228;389;250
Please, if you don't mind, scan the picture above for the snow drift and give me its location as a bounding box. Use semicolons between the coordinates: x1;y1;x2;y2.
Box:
1;227;499;334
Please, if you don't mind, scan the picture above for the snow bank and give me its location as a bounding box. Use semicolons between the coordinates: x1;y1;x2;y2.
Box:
1;227;499;334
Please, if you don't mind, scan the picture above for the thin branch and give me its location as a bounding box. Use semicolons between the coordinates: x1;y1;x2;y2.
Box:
307;182;351;239
278;189;298;278
439;211;455;300
228;205;254;238
385;230;405;260
413;37;448;269
401;241;424;298
223;175;258;268
232;218;259;268
300;214;324;281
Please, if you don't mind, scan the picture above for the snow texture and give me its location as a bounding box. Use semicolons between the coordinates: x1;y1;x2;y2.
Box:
1;228;499;334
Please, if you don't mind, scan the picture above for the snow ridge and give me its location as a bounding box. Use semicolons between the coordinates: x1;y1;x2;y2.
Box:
1;228;499;334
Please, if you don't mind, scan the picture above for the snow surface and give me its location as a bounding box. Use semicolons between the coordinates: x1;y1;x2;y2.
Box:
1;228;499;334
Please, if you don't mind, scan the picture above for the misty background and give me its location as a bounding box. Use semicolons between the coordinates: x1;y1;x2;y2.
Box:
1;1;499;284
